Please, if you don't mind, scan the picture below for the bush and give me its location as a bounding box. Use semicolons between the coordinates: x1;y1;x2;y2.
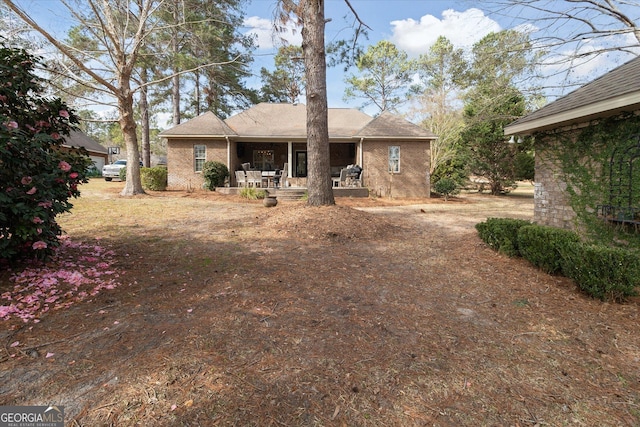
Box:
560;242;640;302
475;217;532;257
517;225;581;274
433;177;460;201
202;161;229;190
141;166;167;191
239;188;267;200
0;43;91;262
119;166;127;181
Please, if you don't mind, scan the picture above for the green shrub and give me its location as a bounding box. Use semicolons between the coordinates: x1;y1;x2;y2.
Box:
239;188;267;200
433;177;460;201
475;217;532;257
517;225;581;274
119;166;127;181
141;166;167;191
202;161;229;190
560;242;640;302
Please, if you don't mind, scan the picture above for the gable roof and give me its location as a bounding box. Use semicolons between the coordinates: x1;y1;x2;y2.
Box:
160;103;435;141
159;111;237;137
63;130;108;154
356;111;435;139
505;55;640;135
224;103;375;139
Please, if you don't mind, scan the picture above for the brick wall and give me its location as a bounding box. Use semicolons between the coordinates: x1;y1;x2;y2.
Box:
167;138;228;190
363;140;430;198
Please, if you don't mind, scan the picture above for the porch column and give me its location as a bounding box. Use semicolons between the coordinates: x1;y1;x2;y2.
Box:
287;141;293;176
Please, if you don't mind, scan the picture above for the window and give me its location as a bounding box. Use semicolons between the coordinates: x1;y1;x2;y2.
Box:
194;145;206;172
253;149;274;170
388;146;400;173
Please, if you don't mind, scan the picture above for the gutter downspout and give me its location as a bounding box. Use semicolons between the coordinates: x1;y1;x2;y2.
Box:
359;137;364;186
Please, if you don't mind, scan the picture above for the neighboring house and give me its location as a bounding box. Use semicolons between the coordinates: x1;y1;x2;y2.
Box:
159;103;436;198
504;56;640;231
62;130;109;171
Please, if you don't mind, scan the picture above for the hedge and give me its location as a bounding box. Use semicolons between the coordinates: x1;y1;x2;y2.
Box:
517;225;581;274
560;242;640;302
475;217;532;257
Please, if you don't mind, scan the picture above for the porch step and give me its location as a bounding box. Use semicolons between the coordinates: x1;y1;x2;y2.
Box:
267;188;306;201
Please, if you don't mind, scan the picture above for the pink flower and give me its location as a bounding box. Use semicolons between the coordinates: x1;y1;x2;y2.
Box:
58;161;71;172
38;201;53;208
32;241;47;250
26;187;37;195
69;172;79;179
51;132;60;140
21;176;32;185
5;121;18;129
32;217;43;224
59;110;70;118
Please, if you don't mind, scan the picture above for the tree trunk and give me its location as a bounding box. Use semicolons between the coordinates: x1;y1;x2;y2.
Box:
119;88;145;196
140;66;151;167
194;69;201;116
171;6;181;125
302;0;334;206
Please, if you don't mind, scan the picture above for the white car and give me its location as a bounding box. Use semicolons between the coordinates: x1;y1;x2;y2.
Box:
102;159;128;181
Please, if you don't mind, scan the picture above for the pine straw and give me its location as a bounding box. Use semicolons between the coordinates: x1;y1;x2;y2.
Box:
1;181;639;426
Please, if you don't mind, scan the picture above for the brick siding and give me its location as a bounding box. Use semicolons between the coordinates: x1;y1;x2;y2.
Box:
167;138;228;191
363;140;431;198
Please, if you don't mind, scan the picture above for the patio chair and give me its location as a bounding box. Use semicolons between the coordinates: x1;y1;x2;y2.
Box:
235;170;247;188
247;170;262;188
333;168;348;187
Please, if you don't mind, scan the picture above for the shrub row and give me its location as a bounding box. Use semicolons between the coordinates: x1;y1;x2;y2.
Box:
475;218;640;302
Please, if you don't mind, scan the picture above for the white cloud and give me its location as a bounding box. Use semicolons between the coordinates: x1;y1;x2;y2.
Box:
390;8;501;56
243;16;302;50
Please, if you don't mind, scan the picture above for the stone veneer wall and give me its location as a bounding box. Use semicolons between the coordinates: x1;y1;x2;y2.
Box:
534;136;577;230
362;139;430;198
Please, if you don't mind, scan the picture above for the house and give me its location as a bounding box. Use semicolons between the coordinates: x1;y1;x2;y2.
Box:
504;56;640;231
62;130;109;171
159;103;436;198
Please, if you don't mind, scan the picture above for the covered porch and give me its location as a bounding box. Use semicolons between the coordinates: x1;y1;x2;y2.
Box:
230;140;363;189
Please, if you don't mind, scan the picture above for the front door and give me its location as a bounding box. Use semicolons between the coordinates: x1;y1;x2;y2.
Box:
296;151;307;177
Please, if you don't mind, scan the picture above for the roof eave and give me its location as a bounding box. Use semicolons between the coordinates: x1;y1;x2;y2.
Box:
505;93;640;135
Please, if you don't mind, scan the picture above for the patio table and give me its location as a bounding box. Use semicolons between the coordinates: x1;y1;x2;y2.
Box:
262;171;276;187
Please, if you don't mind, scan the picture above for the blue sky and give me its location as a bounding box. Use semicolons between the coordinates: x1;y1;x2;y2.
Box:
7;0;638;120
242;0;505;111
241;0;639;115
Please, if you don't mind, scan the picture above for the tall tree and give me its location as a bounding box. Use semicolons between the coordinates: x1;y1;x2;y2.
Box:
461;30;538;194
414;36;467;179
276;0;332;205
343;40;416;114
276;0;368;206
259;45;305;103
3;0;157;195
155;0;256;122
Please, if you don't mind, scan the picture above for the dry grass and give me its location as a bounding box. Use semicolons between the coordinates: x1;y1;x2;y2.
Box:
1;179;639;426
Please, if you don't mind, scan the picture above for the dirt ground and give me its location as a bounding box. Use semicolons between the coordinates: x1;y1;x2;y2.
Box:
1;181;639;426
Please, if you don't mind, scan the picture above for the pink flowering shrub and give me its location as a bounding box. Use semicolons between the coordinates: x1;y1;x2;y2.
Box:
0;43;91;261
